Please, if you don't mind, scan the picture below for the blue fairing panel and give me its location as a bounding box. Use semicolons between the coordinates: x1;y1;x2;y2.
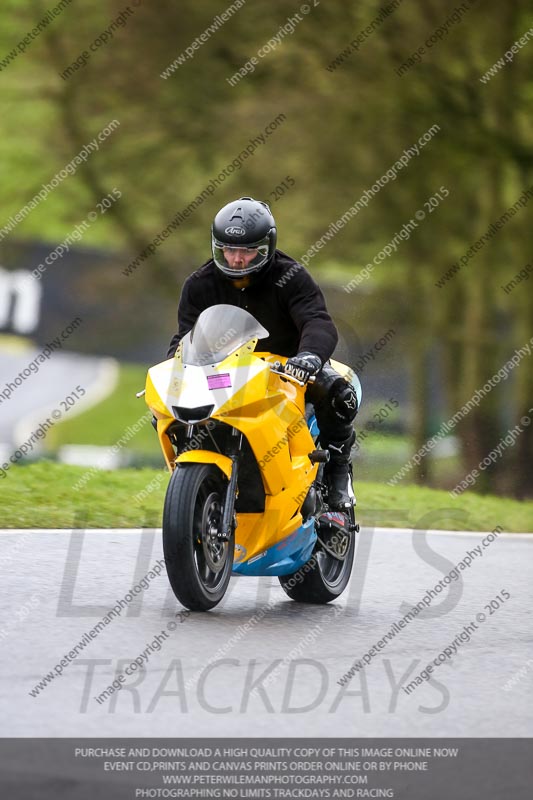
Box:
307;413;319;439
232;517;317;577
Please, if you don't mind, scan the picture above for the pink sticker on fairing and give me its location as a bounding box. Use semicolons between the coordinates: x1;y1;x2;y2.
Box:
207;373;232;390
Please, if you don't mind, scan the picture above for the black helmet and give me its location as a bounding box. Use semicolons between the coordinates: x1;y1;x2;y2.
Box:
211;197;277;279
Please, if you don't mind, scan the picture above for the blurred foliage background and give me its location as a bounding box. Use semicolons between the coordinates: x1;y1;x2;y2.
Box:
1;0;532;499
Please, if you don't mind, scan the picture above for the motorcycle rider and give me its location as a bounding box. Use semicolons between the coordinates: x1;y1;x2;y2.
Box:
166;197;359;510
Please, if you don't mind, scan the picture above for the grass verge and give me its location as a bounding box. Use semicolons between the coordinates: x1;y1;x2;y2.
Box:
1;463;532;531
45;364;159;455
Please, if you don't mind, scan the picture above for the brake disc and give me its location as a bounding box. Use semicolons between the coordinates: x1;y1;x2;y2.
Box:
201;493;226;573
316;531;351;561
316;511;352;561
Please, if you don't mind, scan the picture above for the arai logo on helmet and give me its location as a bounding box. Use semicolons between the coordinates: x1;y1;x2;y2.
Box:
225;226;246;236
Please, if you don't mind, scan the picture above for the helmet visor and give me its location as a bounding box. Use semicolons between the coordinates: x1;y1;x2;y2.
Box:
212;234;270;277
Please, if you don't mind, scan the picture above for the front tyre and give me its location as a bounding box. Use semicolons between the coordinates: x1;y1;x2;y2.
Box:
278;512;356;604
163;464;234;611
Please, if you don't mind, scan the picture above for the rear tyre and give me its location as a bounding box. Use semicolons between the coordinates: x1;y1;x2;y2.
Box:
163;464;234;611
278;509;356;604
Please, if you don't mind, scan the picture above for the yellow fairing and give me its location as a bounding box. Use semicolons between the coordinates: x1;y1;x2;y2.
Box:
145;347;325;563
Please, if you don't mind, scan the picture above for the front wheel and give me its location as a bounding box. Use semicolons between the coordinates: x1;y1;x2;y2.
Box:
278;512;356;604
163;464;234;611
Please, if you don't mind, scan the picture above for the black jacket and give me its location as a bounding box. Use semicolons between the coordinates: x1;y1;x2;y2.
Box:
166;249;338;364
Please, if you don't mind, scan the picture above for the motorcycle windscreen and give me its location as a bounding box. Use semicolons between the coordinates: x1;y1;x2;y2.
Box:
181;304;269;366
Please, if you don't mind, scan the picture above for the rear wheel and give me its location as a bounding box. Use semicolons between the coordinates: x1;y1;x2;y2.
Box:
163;464;234;611
278;510;356;604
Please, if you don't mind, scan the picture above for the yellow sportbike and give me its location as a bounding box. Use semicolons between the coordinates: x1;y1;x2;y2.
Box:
144;304;361;611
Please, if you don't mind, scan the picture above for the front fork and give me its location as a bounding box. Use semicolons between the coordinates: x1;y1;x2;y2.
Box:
218;428;242;542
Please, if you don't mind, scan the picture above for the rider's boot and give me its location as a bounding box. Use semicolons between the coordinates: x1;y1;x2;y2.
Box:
322;430;356;511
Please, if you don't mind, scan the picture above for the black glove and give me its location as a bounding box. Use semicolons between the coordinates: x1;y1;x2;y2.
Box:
284;352;322;383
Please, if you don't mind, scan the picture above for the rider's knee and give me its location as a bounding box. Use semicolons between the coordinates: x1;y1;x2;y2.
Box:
330;379;359;423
